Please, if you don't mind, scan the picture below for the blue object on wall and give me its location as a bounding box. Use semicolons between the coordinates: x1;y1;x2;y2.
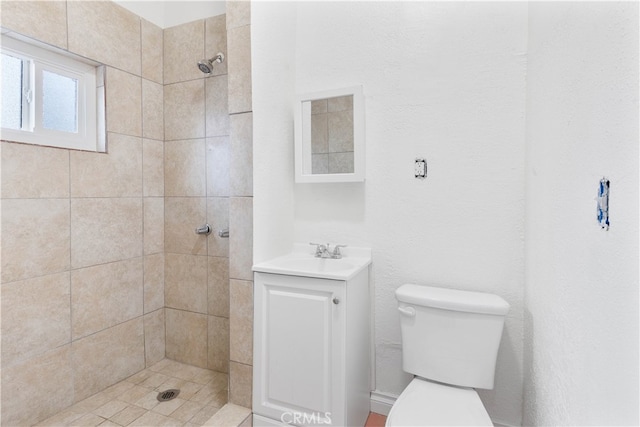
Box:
597;178;610;230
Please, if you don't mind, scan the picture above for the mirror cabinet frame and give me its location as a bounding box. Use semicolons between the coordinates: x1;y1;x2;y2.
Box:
294;85;365;183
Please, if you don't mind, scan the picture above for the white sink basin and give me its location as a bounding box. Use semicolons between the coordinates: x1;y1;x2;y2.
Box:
253;244;371;280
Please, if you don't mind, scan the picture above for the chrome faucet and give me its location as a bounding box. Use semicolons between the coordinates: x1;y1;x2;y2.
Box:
310;242;331;258
309;243;347;259
332;244;347;259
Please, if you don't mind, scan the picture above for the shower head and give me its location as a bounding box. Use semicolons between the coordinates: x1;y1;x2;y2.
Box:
197;53;225;74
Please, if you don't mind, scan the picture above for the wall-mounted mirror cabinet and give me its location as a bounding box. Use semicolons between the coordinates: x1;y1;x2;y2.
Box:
294;86;364;183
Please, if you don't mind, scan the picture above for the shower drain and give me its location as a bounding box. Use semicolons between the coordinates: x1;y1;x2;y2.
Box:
157;389;180;402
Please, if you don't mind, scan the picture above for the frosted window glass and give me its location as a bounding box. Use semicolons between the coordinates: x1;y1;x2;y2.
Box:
1;53;24;130
43;70;77;133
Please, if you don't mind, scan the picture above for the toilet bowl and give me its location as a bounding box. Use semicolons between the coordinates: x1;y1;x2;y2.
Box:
386;284;509;427
386;378;492;426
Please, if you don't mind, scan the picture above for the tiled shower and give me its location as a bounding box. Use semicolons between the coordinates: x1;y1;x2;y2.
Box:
0;1;254;425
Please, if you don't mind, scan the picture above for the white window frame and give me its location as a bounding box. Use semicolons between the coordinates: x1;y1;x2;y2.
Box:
1;35;104;152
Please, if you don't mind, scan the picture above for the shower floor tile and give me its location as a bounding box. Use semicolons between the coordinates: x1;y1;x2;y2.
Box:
34;359;228;427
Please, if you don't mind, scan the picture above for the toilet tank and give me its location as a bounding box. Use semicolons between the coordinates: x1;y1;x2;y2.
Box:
395;284;509;390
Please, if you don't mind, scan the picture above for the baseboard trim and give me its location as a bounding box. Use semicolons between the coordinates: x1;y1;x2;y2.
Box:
370;390;398;416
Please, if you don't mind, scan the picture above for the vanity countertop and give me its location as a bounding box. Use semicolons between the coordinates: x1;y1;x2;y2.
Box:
252;243;371;280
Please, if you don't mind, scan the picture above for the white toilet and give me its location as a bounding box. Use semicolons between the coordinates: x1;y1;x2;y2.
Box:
386;284;510;426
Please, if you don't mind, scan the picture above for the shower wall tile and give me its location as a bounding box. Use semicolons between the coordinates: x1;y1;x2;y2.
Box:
143;138;164;197
1;142;69;199
207;197;230;257
206;137;231;197
165;308;208;369
229;197;253;281
165;253;208;314
208;256;230;318
208;315;230;373
142;79;164;141
71;258;143;340
70;133;143;198
226;1;251;30
106;67;142;137
164;139;207;196
1;198;70;283
144;309;166;367
229;361;252;408
205;15;228;77
144;197;164;255
230;113;253;196
1;272;71;368
1;345;74;426
164;20;205;85
0;2;178;424
164;80;206;140
0;1;68;49
144;253;165;314
164;197;207;255
227;25;252;114
72;318;145;402
206;75;230;137
141;19;163;84
68;0;141;76
70;198;143;269
230;279;253;366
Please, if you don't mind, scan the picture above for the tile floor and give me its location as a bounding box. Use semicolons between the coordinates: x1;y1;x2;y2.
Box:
34;359;229;427
364;412;387;427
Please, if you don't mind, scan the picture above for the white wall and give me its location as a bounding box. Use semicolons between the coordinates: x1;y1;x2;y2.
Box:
114;0;225;28
253;2;527;425
252;1;297;264
524;2;639;425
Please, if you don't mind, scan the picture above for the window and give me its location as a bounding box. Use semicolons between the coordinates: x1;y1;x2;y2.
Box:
1;35;104;152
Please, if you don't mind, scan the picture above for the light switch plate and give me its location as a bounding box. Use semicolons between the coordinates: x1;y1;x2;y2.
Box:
415;158;426;178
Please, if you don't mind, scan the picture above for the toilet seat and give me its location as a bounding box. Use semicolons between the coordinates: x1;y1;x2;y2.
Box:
385;378;493;426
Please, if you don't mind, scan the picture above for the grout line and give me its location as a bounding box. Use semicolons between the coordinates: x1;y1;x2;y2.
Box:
65;0;69;50
67;147;74;390
139;18;147;370
2;255;151;285
203;20;213;372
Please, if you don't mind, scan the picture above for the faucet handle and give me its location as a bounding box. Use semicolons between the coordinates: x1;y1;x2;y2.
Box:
332;244;347;258
309;242;326;257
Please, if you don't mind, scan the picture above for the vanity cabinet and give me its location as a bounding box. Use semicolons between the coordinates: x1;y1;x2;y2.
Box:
253;269;370;427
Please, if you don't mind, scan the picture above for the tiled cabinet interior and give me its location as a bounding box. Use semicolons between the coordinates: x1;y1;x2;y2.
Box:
310;96;355;174
0;1;253;424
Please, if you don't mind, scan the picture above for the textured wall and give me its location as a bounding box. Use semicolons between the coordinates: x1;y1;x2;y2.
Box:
252;0;296;269
253;2;527;425
524;2;639;425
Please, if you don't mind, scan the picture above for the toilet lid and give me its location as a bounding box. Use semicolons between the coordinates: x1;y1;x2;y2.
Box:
385;378;493;427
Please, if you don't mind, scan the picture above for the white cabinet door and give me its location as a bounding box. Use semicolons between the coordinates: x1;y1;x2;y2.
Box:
254;273;346;426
